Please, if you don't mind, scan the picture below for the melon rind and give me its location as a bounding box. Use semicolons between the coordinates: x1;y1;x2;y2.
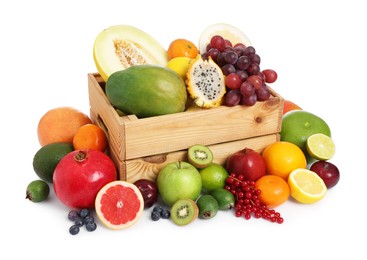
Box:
198;23;252;54
93;24;168;82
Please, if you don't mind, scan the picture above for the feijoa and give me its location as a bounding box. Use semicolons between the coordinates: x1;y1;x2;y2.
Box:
26;180;50;202
209;188;235;210
196;194;219;219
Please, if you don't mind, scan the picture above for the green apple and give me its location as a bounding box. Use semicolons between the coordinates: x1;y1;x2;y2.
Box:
157;161;202;206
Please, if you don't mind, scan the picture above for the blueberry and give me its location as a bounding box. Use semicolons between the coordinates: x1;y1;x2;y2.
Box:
68;210;79;221
84;215;94;224
69;225;80;235
74;217;84;227
85;222;97;232
153;206;163;214
161;209;170;219
151;211;161;221
79;208;90;218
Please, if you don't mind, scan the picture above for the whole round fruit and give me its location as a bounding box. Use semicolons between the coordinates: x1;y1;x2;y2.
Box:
255;175;290;208
53;150;117;209
32;142;74;183
26;180;50;202
280;110;331;161
310;161;340;189
199;163;228;192
262;141;307;180
226;148;266;182
133;179;158;208
37;106;92;146
157;161;202;206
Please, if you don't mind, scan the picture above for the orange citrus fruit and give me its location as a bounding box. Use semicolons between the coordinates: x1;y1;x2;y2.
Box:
95;180;144;230
167;39;199;60
283;100;302;115
72;123;108;152
288;168;327;204
262;141;307;180
37;107;92;146
255;175;290;208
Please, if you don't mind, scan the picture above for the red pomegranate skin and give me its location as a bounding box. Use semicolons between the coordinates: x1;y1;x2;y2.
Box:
226;148;267;182
53;150;117;209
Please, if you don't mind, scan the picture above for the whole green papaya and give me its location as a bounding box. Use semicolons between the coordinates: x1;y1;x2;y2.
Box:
106;65;187;118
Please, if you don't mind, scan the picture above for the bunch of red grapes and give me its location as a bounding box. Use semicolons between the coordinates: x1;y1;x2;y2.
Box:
201;35;278;106
225;172;284;224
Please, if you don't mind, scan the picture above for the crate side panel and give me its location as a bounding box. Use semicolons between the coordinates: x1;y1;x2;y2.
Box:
88;73;126;160
122;133;279;182
123;97;282;159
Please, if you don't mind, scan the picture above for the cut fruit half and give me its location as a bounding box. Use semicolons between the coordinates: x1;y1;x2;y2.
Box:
95;180;144;230
306;133;336;161
288;168;327;204
198;23;252;54
93;24;168;82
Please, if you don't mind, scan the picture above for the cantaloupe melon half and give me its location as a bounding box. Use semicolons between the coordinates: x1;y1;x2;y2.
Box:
93;24;168;82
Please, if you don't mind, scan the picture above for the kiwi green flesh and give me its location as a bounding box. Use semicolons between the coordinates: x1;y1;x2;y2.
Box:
188;145;213;169
171;199;198;226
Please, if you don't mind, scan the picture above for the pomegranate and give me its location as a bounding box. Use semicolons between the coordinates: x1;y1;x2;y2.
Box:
53;150;117;209
226;148;266;182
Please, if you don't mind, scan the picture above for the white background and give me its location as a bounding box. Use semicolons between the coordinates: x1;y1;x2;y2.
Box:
1;0;366;259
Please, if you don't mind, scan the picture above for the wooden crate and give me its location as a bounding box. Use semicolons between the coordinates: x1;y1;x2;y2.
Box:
88;73;284;183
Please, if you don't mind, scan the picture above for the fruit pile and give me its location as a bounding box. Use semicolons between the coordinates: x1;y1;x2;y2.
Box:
26;23;340;233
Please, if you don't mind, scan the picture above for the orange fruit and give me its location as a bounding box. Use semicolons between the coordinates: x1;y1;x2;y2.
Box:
255;175;290;208
262;141;307;180
95;180;144;230
37;107;92;146
167;39;199;60
73;124;108;152
283;100;302;115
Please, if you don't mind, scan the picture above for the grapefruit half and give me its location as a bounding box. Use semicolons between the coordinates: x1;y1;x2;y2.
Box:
95;180;144;230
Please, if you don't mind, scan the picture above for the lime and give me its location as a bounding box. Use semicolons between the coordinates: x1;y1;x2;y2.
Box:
280;110;331;162
199;163;228;192
306;133;335;160
288;168;327;204
166;56;193;80
32;142;74;183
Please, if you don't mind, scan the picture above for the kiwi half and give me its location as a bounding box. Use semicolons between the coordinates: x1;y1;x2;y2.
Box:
170;199;199;226
187;144;213;169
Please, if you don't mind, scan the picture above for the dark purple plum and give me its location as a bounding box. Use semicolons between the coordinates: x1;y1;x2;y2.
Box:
310;161;340;189
134;179;158;208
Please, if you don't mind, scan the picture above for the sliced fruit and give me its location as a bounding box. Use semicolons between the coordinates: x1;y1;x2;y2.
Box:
93;24;168;82
306;133;336;161
198;23;252;54
288;168;327;204
170;199;199;226
187;144;213;169
186;55;226;108
95;180;144;230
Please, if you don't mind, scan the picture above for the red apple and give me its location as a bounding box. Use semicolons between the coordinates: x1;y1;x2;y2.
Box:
310;161;340;189
226;148;267;181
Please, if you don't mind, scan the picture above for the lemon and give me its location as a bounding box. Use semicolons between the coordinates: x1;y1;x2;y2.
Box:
166;56;193;79
306;133;336;160
288;168;327;204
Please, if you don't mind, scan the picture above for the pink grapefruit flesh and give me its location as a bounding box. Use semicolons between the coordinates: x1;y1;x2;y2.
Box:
95;181;144;230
